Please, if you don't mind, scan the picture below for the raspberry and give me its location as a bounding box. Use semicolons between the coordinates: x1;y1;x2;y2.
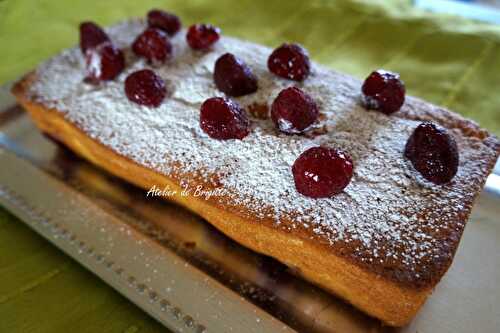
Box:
292;147;353;198
132;28;172;64
85;42;125;83
79;21;110;53
186;24;220;50
200;97;250;140
404;122;459;185
271;87;319;134
125;69;167;107
361;70;406;114
267;43;311;81
147;9;181;35
213;53;258;97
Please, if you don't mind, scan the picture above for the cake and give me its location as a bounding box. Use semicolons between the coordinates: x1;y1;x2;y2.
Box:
12;11;500;326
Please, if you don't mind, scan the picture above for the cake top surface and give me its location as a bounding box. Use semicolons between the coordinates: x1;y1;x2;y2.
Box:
26;19;499;288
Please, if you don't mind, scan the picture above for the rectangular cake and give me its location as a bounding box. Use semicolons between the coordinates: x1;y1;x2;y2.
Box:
12;17;500;326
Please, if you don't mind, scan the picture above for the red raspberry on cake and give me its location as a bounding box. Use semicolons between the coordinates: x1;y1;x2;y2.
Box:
186;24;220;50
361;70;406;114
147;9;181;36
85;42;125;83
292;147;354;198
132;28;172;65
405;122;459;184
200;97;250;140
267;43;311;81
79;21;110;53
213;53;258;97
125;69;167;107
271;87;319;134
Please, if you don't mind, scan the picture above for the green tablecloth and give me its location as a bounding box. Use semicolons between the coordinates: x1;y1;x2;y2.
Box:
1;0;499;331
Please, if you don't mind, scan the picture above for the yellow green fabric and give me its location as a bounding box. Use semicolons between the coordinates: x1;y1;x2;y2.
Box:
0;0;499;331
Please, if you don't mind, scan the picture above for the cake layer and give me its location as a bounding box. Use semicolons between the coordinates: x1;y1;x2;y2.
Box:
13;18;500;326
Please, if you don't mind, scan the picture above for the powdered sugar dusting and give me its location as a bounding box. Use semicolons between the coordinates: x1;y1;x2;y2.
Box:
28;19;497;284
